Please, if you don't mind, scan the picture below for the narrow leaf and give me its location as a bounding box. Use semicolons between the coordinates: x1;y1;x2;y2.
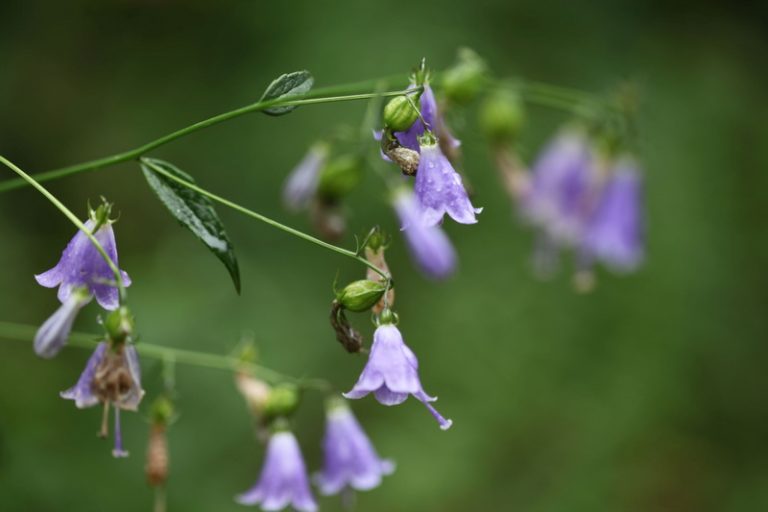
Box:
141;158;241;293
260;70;314;116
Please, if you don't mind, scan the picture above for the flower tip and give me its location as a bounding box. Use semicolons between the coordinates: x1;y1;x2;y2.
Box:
112;449;130;458
439;418;454;431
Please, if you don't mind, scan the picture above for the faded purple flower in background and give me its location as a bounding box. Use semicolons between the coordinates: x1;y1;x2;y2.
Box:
344;323;453;430
61;341;144;457
521;131;593;243
282;143;328;212
581;160;645;272
36;219;131;311
33;287;91;359
237;431;317;512
393;190;456;279
316;401;394;495
414;142;481;226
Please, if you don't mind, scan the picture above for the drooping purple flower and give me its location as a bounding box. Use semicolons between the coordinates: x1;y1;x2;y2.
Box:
36;219;131;311
581;160;645;272
33;287;91;359
521;131;593;243
393;190;456;279
316;401;395;495
237;431;318;512
414;142;481;226
392;84;460;154
61;341;144;457
283;144;328;212
344;323;453;430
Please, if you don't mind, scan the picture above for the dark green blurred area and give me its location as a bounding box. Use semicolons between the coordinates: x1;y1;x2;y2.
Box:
1;1;768;511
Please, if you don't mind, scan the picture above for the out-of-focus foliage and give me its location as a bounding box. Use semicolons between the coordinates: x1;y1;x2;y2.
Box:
1;1;767;511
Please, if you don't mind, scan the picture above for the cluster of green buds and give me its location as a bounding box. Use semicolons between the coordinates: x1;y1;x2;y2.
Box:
442;47;489;105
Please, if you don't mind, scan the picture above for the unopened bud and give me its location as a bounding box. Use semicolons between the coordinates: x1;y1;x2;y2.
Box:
317;155;363;200
479;88;525;144
443;48;487;104
336;280;386;313
263;384;300;419
383;95;420;132
104;306;134;344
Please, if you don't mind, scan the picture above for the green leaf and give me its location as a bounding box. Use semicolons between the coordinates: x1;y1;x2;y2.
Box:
259;70;314;116
141;158;241;294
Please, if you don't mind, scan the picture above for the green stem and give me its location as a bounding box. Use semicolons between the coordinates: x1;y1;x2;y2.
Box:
141;158;391;283
0;321;331;391
0;155;127;302
0;86;416;193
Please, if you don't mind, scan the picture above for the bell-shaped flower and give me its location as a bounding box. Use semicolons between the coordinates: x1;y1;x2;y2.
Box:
393;84;460;154
61;341;144;457
282;143;328;212
36;219;131;311
521;131;593;243
393;190;456;279
33;287;91;359
316;400;394;495
581;160;644;271
236;430;318;512
414;140;481;226
344;322;452;430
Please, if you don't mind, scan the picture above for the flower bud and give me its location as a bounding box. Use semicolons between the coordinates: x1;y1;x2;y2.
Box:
263;384;301;419
383;95;420;132
104;306;134;344
317;155;363;200
479;87;526;144
442;48;487;104
336;280;387;313
236;372;272;414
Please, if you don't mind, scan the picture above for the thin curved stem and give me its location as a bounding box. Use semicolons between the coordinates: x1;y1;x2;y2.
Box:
0;321;332;392
0;155;128;302
0;86;416;193
141;158;391;283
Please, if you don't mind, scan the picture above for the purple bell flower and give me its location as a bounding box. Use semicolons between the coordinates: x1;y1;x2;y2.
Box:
392;84;460;153
522;131;593;243
61;341;144;457
237;431;318;512
36;219;131;311
283;143;328;212
316;401;394;495
393;190;456;280
33;287;91;359
581;160;645;272
344;323;453;430
414;141;481;226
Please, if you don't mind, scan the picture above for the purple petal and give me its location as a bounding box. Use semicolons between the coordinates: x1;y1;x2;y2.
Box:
34;290;91;359
414;144;480;226
61;342;107;409
283;144;328;212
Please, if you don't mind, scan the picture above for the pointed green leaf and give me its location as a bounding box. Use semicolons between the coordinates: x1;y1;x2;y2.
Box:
260;70;314;116
141;158;241;293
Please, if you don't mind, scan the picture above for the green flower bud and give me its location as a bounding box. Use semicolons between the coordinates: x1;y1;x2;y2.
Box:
263;384;301;419
150;395;175;426
383;95;420;132
479;88;526;144
104;306;134;344
317;155;363;200
336;279;387;313
442;48;488;104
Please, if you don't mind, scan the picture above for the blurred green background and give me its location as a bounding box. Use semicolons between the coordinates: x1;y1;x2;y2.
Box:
1;1;767;511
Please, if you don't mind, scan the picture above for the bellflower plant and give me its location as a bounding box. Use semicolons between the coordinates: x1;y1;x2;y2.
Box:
36;207;131;311
282;143;328;212
414;135;481;226
344;318;453;430
521;131;593;243
237;430;318;512
581;160;645;272
393;190;457;279
33;287;91;358
316;399;395;495
61;340;144;457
